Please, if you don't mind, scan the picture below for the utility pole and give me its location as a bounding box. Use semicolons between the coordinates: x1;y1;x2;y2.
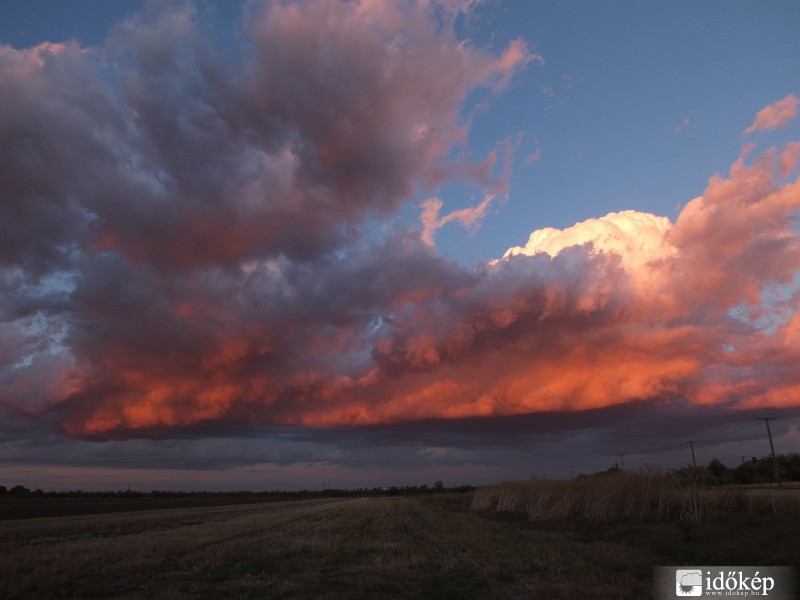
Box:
686;441;697;468
617;454;625;471
569;465;575;480
757;417;781;486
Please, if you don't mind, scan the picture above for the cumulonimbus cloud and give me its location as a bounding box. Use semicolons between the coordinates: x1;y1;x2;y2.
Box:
1;3;799;441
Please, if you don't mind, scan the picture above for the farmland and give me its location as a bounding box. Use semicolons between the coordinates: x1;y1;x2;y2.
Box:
1;484;798;599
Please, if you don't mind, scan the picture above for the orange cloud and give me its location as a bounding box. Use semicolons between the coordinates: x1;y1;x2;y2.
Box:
47;137;800;438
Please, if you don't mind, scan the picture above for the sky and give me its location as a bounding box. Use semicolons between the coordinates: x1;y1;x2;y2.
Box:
1;0;800;492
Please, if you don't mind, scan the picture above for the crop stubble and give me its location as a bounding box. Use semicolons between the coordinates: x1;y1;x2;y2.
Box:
0;495;652;599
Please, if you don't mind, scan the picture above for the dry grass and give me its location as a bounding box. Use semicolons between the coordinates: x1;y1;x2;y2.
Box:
4;487;796;599
471;471;800;522
0;495;654;599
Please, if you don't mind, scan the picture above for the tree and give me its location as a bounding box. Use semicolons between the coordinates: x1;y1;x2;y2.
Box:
706;458;731;485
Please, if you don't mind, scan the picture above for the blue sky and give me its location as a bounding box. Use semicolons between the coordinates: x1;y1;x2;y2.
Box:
1;1;799;491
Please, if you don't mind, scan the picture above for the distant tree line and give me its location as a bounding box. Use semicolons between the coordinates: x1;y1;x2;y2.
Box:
674;453;800;485
0;481;474;498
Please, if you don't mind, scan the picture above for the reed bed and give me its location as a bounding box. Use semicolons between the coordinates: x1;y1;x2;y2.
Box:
471;471;800;522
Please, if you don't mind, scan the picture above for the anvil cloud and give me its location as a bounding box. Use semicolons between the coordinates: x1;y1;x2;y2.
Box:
1;1;799;480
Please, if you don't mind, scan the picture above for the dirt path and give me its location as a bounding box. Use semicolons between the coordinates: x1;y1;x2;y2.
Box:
0;496;653;599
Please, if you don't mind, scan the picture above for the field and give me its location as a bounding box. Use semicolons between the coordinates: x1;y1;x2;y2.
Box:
1;487;799;599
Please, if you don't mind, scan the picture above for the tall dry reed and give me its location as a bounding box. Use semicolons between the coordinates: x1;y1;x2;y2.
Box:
471;471;798;522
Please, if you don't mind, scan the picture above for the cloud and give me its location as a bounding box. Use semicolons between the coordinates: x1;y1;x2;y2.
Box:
485;38;542;91
0;0;536;435
502;210;674;280
4;402;798;490
0;41;119;275
744;94;799;135
523;147;542;166
780;141;800;179
420;193;498;245
341;141;800;428
0;0;531;276
0;0;799;463
673;117;693;135
538;74;575;103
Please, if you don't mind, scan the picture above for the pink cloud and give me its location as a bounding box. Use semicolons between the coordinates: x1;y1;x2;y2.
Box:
780;141;800;178
486;38;543;91
523;148;542;166
669;146;800;314
420;194;498;245
744;94;799;134
3;2;800;441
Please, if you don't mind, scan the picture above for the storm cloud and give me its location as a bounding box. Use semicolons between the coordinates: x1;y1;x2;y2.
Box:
1;1;799;487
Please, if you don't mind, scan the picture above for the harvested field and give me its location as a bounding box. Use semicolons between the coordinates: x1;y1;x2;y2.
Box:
1;495;655;599
2;493;797;599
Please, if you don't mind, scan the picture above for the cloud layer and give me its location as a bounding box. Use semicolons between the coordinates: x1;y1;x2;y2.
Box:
1;2;799;457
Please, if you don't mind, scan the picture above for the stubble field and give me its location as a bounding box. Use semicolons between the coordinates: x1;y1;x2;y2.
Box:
1;492;797;599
